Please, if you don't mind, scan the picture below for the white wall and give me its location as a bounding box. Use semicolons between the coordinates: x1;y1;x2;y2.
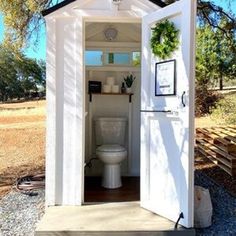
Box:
85;70;141;176
84;22;141;176
45;16;84;206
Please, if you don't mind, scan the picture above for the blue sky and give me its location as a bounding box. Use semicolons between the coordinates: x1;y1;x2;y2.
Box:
0;0;235;61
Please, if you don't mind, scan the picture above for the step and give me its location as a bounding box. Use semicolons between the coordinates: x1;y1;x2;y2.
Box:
35;202;195;236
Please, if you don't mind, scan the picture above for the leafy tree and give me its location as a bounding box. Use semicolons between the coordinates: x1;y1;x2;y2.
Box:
196;20;236;88
0;0;61;51
195;20;236;115
0;45;45;101
0;0;236;52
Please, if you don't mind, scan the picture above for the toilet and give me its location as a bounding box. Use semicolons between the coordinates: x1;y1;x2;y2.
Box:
95;117;127;189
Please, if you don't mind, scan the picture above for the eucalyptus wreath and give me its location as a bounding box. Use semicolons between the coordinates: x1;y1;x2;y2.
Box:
150;20;180;60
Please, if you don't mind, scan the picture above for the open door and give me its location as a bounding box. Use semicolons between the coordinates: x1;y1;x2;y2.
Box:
140;0;196;228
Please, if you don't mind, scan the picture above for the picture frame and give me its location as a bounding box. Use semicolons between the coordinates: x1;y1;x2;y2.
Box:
155;59;176;96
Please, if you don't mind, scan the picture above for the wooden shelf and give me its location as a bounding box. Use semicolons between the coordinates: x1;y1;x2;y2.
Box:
89;92;133;102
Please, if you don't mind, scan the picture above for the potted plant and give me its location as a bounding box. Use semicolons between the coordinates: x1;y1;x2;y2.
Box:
124;74;136;93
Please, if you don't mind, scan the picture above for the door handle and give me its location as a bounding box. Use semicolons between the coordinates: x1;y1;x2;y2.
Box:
181;91;186;107
140;110;172;113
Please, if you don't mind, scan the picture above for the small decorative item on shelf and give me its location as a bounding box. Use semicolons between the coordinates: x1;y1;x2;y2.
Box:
103;85;111;93
124;73;136;93
112;85;119;93
88;81;102;93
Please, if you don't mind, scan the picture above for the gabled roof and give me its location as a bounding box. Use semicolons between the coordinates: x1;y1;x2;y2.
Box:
42;0;166;16
42;0;76;16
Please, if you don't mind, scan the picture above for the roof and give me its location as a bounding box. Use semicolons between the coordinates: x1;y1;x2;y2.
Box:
42;0;166;16
42;0;76;16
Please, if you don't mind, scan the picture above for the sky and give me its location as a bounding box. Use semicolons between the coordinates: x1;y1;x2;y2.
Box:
0;0;235;61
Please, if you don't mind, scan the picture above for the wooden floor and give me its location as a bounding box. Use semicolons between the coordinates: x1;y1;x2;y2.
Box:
84;176;140;202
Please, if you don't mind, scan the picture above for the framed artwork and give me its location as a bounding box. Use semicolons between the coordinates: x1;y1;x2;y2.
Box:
155;59;176;96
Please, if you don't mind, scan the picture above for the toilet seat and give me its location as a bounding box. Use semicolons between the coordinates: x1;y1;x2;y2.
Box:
97;144;126;153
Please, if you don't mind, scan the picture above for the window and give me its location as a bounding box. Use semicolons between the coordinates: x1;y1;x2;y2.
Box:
85;50;141;67
85;51;103;66
104;52;130;65
132;52;141;66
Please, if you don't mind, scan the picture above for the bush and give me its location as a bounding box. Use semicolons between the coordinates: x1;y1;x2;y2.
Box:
195;84;221;117
211;94;236;125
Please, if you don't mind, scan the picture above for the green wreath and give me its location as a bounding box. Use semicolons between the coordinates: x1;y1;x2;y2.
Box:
151;20;180;60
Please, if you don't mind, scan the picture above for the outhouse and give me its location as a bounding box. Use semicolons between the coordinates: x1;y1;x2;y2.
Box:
37;0;196;234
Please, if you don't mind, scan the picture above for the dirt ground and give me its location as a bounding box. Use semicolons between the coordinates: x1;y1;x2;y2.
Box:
0;100;45;197
0;100;235;199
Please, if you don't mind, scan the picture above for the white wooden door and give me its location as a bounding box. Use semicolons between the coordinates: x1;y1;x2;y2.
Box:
140;0;196;228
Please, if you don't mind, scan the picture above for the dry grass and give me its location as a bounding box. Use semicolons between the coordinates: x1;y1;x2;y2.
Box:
195;115;217;128
0;100;46;198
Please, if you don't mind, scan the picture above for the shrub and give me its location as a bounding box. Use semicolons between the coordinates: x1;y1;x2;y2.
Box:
195;83;221;117
210;94;236;125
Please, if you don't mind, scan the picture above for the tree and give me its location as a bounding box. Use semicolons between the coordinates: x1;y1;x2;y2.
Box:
0;45;46;101
0;0;236;52
195;16;236;115
196;19;236;88
0;0;61;51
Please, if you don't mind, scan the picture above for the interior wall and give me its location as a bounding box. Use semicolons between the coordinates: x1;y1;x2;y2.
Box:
84;22;141;176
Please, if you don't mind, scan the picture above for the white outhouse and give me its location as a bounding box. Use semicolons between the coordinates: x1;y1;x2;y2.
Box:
39;0;196;233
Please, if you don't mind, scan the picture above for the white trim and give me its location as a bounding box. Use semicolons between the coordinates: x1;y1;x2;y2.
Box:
86;41;141;49
75;16;86;205
45;18;57;206
44;0;161;19
186;0;197;227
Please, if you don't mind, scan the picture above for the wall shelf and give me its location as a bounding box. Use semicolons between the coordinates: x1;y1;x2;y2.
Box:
89;93;133;103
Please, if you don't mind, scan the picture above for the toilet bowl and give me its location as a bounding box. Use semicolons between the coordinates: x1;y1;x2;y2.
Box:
96;144;127;189
94;117;127;189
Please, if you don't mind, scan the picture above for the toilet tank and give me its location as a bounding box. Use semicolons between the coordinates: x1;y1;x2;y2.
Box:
95;117;127;146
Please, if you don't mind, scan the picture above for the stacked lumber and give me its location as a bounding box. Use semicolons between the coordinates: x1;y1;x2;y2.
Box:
196;126;236;177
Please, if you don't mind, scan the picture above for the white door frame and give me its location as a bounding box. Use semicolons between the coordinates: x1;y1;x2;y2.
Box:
82;16;142;204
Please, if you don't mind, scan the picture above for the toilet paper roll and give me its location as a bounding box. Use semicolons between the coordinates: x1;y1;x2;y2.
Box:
106;77;115;85
103;85;112;93
112;85;119;93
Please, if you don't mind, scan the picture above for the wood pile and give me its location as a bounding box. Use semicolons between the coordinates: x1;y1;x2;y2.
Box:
196;126;236;177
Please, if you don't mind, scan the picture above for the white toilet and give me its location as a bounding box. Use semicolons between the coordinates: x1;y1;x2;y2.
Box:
95;117;127;189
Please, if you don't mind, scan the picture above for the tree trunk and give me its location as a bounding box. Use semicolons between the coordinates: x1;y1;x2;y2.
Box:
219;75;223;90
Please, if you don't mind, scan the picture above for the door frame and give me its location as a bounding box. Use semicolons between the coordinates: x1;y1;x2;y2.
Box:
82;16;142;204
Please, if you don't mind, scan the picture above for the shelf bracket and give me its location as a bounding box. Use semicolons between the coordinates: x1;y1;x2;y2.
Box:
129;94;132;103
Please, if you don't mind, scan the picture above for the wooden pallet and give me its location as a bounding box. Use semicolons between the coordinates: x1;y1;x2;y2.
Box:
196;126;236;177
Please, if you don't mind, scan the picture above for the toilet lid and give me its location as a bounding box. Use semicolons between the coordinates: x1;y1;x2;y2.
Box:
97;144;126;152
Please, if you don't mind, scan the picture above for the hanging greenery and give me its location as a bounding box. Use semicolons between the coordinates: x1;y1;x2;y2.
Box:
150;20;180;60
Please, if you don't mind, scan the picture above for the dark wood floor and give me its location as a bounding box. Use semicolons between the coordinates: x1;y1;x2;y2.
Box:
84;176;140;202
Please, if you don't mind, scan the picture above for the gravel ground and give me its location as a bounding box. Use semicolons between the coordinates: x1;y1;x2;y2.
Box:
0;172;236;236
0;189;45;236
195;170;236;236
